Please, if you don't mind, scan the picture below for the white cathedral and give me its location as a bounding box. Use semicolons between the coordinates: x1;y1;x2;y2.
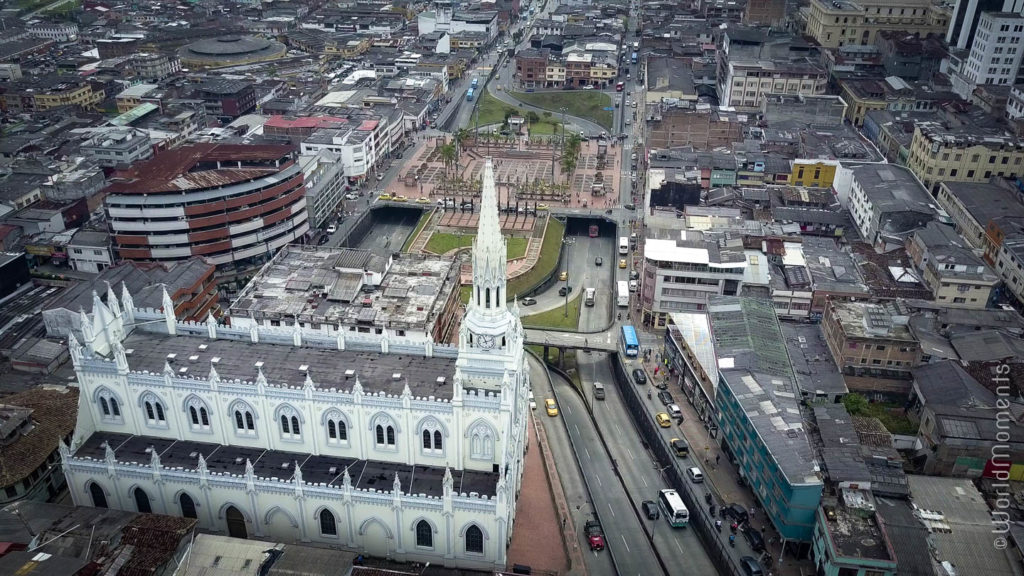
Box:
61;159;530;569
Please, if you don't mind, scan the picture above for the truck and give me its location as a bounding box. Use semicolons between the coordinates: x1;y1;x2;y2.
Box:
616;280;629;307
631;51;638;64
584;520;606;551
584;287;596;307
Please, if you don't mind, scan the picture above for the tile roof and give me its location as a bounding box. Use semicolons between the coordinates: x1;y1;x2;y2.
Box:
119;514;197;576
0;387;78;488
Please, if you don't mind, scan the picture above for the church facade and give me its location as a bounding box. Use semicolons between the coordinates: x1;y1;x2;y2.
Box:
61;159;530;570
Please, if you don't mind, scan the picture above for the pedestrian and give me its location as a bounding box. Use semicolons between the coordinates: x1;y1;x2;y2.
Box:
716;454;721;465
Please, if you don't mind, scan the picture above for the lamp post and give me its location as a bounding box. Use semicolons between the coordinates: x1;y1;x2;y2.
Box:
562;237;575;318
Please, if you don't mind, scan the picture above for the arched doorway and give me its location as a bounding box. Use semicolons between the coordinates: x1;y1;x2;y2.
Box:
89;483;107;508
134;487;152;514
361;519;391;558
180;493;197;519
225;506;247;539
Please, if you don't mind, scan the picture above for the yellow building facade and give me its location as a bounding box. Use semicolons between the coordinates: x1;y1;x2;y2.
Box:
790;160;838;187
906;124;1024;193
805;0;949;49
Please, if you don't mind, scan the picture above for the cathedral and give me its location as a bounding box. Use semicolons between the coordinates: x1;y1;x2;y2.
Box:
61;159;530;569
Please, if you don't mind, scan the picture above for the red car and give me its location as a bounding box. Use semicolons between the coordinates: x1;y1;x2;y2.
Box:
584;520;605;551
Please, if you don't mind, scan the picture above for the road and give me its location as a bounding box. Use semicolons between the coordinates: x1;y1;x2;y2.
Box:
523;234;614;313
20;0;76;19
535;357;663;576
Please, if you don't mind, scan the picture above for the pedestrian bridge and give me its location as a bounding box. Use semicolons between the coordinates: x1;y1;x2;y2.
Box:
523;328;617;352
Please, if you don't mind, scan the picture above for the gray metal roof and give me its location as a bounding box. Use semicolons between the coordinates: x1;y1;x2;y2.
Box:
848;164;935;215
781;323;847;398
875;498;934;576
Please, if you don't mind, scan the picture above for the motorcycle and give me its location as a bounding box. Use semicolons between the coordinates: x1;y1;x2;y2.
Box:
730;522;738;534
729;535;736;548
617;312;622;321
715;520;722;533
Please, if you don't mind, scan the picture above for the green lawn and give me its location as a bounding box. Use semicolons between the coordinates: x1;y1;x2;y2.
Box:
401;210;432;252
425;233;527;259
521;291;581;330
474;91;562;135
507;217;564;298
859;403;920;435
510;91;614;130
460;285;472;305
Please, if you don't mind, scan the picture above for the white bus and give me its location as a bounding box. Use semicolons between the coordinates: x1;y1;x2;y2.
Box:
658;489;689;527
584;287;596;307
616;281;629;307
618;237;629;255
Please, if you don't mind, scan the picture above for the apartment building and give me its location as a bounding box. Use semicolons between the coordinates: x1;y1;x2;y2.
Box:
300;117;391;182
905;121;1024;193
0;77;104;113
744;0;785;26
80;128;153;169
805;0;950;49
515;48;549;88
192;79;257;121
934;180;1024;253
946;0;1024;50
25;20;78;42
298;149;347;230
638;233;747;328
822;299;922;382
716;29;828;110
104;144;309;271
845;163;938;246
950;12;1024;99
906;222;999;308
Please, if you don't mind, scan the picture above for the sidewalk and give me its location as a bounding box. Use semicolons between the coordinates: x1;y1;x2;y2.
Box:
637;357;813;576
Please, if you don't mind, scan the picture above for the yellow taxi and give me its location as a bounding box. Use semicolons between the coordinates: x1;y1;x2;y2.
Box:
378;193;393;201
618;259;627;269
545;399;559;417
559;271;569;281
655;413;672;428
415;197;431;204
537;203;549;210
393;195;408;202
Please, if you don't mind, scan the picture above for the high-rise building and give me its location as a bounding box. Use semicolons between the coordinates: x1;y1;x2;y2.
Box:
946;0;1024;49
61;159;530;569
951;11;1024;98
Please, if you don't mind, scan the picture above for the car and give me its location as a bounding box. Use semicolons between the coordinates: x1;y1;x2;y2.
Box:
739;556;764;576
520;297;537;306
558;285;573;296
579;130;585;138
583;85;594;90
631;174;637;182
584;520;605;550
595;256;603;266
657;390;673;405
642;500;660;520
376;173;384;181
631;152;638;160
317;235;330;245
593;382;606;400
668;403;683;419
618;258;627;269
671;438;690;457
686;466;704;483
415;197;431;204
378;193;393;201
537;203;549;210
630;269;640;280
559;270;568;281
655;412;672;427
393;195;408;202
629;279;638;292
545;398;558;417
631;101;637;108
725;503;749;524
326;224;337;234
632;368;647;385
625;119;631;125
626;90;632;95
345;193;359;200
742;525;765;551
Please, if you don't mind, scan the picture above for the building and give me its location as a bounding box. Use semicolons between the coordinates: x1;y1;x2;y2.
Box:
0;388;79;506
908;361;1024;475
905;122;1024;193
845;164;938;247
192;79;257;121
300;118;391;182
936;180;1024;253
946;0;1024;50
951;12;1024;99
228;245;462;345
62;159;528;570
103;144;309;271
822;299;922;386
177;36;287;69
115;84;160;113
0;77;104;113
80;128;153;169
638;232;747;328
514;48;549;88
67;230;113;274
43;259;219;341
874;31;945;82
804;0;950;49
1008;84;1024;119
716;29;828;110
299;149;347;230
906;222;999;308
812;493;898;576
744;0;785;26
25;20;78;42
709;297;823;544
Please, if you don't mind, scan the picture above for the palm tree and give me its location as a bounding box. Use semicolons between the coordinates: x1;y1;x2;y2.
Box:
454;128;471;154
439;143;457;177
561;134;582;184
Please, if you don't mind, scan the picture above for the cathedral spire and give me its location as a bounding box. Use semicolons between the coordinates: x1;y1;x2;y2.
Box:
469;158;507;313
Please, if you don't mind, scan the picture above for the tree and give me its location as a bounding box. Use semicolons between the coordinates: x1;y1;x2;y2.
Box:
842;393;869;416
439;143;457;177
527;111;540;124
454;128;471;153
561;134;582;184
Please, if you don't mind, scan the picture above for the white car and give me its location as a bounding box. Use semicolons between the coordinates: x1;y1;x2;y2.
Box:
326;224;337;234
668;403;682;418
687;467;704;483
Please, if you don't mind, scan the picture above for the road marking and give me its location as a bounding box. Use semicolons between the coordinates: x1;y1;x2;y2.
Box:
584;447;592;460
608;503;616;517
596;475;602;486
565;404;572;415
640;475;648;487
626;448;635;460
615;424;623;435
620;534;630;552
675;540;684;554
574;424;580;436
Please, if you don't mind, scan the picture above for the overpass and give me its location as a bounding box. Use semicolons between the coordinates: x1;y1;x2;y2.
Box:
524;328;619;365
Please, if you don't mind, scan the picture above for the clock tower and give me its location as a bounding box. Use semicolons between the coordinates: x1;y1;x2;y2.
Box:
456;158;526;391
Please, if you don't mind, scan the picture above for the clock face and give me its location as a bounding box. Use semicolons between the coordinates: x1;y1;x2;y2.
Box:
478;334;496;349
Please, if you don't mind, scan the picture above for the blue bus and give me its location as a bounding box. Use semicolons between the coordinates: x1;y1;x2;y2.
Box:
471;77;479;88
466;88;475;101
620;325;639;357
631;52;638;64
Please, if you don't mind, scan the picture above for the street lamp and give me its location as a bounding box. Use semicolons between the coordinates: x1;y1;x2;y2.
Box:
562;237;575;318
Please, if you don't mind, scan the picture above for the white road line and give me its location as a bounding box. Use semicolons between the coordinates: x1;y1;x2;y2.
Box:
621;534;630;552
565;404;572;415
615;424;623;435
596;475;602;486
626;448;635;460
675;540;684;554
640;475;648;487
584;447;592;460
608;502;616;517
574;424;580;436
